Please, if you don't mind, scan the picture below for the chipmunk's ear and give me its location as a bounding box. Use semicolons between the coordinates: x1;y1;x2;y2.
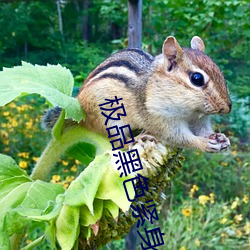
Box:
191;36;205;52
162;36;184;63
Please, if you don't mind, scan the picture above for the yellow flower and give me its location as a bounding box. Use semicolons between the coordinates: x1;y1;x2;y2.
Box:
51;175;61;183
232;150;237;156
26;239;32;244
198;195;210;206
62;160;69;166
234;214;243;224
32;157;39;162
189;184;199;197
220;217;228;224
3;138;9;145
19;161;28;169
243;195;248;204
66;176;75;182
182;207;192;217
9;102;16;108
231;198;240;209
17;106;23;112
244;221;250;234
71;165;77;172
221;232;227;238
17;105;30;112
209;193;215;204
231;201;238;209
63;182;69;189
179;247;186;250
18;152;30;159
194;238;201;247
75;159;81;165
3;111;9;116
11;119;18;127
26;121;33;129
221;162;228;167
0;130;8;138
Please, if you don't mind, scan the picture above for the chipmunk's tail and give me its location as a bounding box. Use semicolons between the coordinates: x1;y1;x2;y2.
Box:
41;106;62;130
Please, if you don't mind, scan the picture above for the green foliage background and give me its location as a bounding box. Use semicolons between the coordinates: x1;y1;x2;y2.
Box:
0;0;249;249
0;0;249;97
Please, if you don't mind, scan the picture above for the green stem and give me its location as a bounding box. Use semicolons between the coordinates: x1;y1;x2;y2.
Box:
30;126;111;181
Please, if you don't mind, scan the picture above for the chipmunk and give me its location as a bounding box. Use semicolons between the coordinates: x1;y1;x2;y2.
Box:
43;36;232;153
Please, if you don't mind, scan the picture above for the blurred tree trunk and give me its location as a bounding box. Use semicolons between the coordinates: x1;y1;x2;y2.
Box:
82;0;91;41
125;224;137;250
126;1;142;248
56;0;64;36
128;0;142;48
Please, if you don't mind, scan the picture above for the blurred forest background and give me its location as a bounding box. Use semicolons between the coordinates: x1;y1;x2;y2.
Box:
0;0;249;249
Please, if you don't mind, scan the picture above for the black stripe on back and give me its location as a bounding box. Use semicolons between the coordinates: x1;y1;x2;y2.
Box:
125;48;154;62
91;60;140;79
96;73;130;85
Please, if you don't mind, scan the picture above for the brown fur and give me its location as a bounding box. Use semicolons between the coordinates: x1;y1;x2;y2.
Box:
77;36;232;152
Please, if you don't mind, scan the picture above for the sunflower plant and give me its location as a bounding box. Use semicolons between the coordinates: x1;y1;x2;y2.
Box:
0;62;182;249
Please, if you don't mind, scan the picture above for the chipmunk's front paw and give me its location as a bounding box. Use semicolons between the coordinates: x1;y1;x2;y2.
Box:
206;133;230;152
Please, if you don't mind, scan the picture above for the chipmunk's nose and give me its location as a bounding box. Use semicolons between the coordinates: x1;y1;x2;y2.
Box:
219;101;232;114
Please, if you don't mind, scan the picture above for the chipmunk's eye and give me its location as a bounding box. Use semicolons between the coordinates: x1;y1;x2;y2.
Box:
190;72;204;87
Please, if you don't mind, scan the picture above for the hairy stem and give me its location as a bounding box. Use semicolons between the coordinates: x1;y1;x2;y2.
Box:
30;126;111;181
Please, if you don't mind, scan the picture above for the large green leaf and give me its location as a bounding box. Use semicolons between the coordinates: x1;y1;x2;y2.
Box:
56;205;80;250
0;182;32;248
103;200;119;219
0;62;84;122
45;220;56;249
26;197;64;222
63;153;109;213
64;152;133;214
0;154;30;181
0;176;31;201
3;210;32;240
66;142;96;166
20;181;64;213
0;154;64;218
0;181;65;238
95;160;133;212
0;154;65;248
0;183;33;217
0;155;32;249
79;199;103;227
